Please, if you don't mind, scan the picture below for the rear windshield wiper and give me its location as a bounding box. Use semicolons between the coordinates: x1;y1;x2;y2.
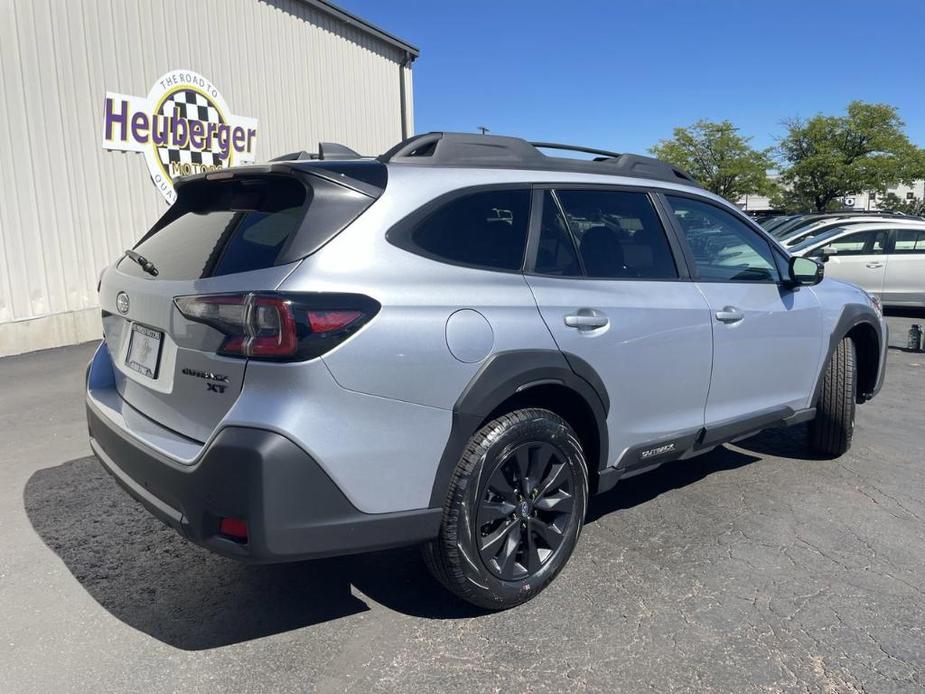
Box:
122;249;159;277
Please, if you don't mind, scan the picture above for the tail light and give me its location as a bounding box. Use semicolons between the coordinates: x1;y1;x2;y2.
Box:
174;292;380;361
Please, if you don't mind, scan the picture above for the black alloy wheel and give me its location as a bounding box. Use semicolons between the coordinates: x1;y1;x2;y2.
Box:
476;442;575;580
423;408;588;610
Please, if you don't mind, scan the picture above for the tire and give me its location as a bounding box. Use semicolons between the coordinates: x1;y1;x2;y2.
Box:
422;408;588;610
810;336;857;457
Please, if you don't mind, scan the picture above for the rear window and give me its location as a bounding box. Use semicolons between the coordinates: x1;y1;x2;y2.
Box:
394;189;531;271
119;174;372;280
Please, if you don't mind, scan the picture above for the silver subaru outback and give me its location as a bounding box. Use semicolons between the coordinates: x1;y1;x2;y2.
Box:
86;133;887;609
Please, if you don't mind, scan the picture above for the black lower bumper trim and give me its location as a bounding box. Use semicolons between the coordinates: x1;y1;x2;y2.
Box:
87;401;442;563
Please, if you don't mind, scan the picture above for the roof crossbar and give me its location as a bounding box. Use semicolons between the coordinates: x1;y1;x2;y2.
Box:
530;142;623;160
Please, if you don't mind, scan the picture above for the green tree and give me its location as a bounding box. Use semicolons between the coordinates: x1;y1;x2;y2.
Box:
776;101;925;213
650;120;775;201
877;191;925;216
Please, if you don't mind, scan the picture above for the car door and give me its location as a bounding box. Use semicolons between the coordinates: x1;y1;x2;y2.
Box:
882;227;925;305
663;194;822;429
524;188;714;470
807;229;889;297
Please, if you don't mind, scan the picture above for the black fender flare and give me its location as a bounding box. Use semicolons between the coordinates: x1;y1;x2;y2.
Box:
812;303;884;405
428;349;609;508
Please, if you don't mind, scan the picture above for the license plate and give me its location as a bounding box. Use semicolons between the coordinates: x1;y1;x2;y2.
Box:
126;324;163;378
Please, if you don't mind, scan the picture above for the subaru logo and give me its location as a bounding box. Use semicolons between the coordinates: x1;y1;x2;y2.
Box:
116;292;130;314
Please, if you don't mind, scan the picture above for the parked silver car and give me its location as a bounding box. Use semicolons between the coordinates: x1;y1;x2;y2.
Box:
792;221;925;306
86;133;887;608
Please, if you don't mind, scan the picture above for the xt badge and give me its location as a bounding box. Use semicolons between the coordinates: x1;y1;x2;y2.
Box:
182;367;230;394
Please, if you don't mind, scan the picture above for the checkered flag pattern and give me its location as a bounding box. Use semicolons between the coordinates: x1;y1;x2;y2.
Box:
157;90;227;168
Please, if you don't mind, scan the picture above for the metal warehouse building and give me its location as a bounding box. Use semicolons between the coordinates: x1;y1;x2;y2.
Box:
0;0;417;356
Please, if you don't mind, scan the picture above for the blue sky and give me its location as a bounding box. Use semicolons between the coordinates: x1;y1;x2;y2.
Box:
339;1;925;155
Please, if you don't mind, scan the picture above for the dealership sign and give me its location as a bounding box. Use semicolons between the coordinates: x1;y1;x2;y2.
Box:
102;70;258;203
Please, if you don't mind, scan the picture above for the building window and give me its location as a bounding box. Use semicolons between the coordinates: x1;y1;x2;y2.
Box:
907;192;915;200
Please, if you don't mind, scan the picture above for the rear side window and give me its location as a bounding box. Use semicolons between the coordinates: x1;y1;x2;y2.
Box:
553;190;678;279
892;228;925;254
401;189;531;271
119;175;372;280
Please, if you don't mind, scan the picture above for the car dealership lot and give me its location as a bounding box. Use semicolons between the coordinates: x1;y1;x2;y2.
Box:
1;314;923;693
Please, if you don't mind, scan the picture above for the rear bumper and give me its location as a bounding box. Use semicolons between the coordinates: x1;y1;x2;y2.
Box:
86;400;441;563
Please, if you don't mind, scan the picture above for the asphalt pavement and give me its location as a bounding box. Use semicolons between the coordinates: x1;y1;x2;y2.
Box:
1;313;924;693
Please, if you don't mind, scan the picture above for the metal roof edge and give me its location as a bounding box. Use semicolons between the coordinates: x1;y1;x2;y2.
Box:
296;0;420;58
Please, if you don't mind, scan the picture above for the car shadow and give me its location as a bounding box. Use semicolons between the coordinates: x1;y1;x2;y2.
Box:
586;441;762;523
731;423;831;462
24;430;800;650
23;457;483;650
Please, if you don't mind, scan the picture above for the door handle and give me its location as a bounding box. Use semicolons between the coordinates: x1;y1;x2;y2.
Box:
714;306;744;324
866;262;884;269
564;311;609;330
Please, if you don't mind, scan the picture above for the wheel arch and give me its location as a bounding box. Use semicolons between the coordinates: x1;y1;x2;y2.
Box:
428;350;609;507
846;321;880;403
813;304;884;406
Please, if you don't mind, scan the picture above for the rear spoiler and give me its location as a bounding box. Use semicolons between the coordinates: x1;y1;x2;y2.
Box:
173;159;385;198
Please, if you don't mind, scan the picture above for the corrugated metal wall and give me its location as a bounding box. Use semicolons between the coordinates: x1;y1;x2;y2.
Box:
0;0;414;356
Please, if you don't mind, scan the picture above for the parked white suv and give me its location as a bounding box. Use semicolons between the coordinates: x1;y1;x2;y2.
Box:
792;221;925;306
778;215;923;248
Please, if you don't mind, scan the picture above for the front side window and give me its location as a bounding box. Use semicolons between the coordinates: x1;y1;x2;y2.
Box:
667;196;780;282
810;230;888;257
406;189;530;271
553;190;678;279
892;228;925;254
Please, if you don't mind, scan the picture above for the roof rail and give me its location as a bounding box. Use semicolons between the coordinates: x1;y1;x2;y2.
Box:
378;132;700;187
269;142;364;162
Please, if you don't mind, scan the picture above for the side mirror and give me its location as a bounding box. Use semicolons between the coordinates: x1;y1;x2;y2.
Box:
788;256;824;287
820;246;838;263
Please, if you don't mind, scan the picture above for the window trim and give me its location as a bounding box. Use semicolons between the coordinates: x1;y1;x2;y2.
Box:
523;183;690;282
659;190;786;285
524;188;587;278
385;183;534;274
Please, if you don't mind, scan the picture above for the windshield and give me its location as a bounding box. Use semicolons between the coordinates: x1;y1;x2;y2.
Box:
761;216;795;232
773;215;831;238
